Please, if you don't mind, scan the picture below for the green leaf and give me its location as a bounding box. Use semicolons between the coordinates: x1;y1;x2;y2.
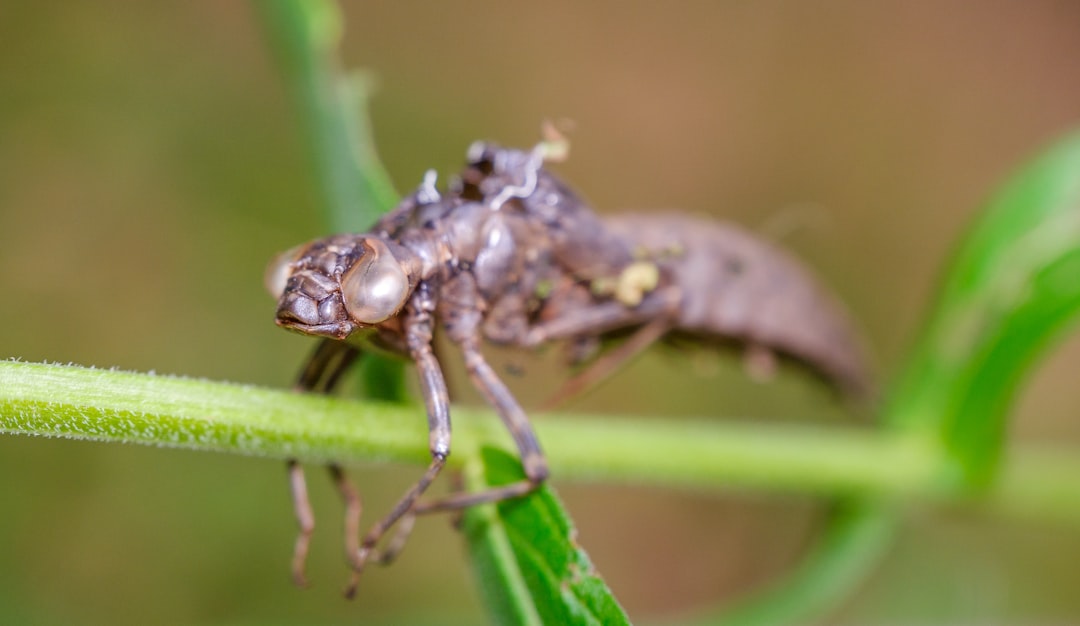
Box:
461;447;631;626
704;500;896;626
888;130;1080;487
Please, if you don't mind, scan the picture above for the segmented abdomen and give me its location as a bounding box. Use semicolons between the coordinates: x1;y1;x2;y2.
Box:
604;213;872;395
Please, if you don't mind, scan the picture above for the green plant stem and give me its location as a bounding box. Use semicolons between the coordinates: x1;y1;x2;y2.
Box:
706;499;897;626
3;360;1079;524
886;131;1080;486
259;0;409;403
258;0;397;232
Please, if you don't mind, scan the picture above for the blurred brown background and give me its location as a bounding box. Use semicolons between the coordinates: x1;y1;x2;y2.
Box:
2;2;1080;624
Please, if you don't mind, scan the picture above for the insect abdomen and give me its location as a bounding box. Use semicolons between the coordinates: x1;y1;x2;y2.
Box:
604;213;872;394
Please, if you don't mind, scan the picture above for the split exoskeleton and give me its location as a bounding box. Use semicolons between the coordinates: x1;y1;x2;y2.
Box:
267;136;870;594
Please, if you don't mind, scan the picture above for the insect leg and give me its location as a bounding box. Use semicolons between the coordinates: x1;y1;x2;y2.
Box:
286;459;314;587
542;316;673;409
397;336;549;518
344;456;445;597
287;339;360;588
368;511;417;567
459;338;549;481
527;286;681;346
365;456;456;568
329;464;363;575
293;336;357;390
344;294;451;593
403;273;550;516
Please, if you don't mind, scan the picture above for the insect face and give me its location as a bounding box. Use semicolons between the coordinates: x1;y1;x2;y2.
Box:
267;235;419;340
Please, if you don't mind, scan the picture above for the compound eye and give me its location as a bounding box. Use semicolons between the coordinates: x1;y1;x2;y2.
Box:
265;244;305;300
340;240;411;324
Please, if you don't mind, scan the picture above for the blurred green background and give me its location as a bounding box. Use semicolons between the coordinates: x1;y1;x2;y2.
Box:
3;2;1080;624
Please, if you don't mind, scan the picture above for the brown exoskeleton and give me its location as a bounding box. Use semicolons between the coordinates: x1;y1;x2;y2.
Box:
266;136;871;595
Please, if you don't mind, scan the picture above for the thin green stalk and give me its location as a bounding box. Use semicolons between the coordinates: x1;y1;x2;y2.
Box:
705;500;896;626
258;0;397;232
258;0;409;403
3;360;1080;525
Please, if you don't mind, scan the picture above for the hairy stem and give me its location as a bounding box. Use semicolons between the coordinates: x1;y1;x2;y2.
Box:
2;360;1078;524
